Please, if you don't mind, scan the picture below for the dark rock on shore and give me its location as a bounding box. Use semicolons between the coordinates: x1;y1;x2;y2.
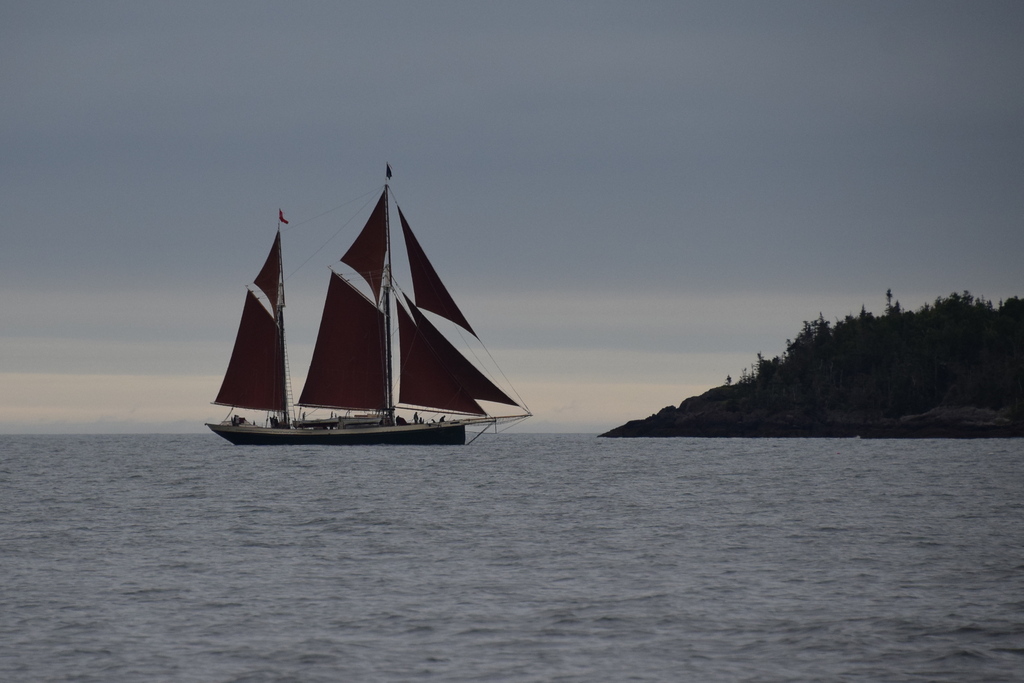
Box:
602;292;1024;439
601;387;1024;438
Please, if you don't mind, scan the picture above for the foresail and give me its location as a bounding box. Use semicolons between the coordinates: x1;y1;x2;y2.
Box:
298;272;387;411
214;289;286;411
397;300;485;415
341;189;388;302
399;206;477;336
253;230;283;314
404;296;519;406
397;296;520;415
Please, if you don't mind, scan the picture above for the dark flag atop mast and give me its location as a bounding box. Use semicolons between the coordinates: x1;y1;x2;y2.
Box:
386;163;392;180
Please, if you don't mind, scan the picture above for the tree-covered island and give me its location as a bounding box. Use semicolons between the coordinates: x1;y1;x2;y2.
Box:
602;292;1024;438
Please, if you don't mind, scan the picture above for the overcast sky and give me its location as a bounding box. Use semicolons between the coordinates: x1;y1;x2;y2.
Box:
3;1;1022;433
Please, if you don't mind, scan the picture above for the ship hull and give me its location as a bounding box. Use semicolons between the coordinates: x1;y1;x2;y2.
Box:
207;421;469;445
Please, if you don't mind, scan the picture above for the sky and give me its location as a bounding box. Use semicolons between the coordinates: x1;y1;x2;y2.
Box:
3;1;1023;434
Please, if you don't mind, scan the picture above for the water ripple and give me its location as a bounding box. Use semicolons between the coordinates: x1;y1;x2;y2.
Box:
1;434;1022;681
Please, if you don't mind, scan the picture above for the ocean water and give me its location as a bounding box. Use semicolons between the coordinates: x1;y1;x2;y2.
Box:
1;434;1022;682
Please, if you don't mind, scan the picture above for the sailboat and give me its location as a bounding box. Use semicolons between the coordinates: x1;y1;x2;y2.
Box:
207;172;530;445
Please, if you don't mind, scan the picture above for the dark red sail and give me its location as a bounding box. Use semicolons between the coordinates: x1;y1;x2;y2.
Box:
298;272;387;411
397;300;484;415
253;230;283;314
341;189;389;302
214;290;286;411
398;206;476;336
401;296;519;408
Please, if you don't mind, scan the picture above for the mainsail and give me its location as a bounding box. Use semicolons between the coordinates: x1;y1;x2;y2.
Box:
296;186;524;419
297;272;387;411
214;233;287;413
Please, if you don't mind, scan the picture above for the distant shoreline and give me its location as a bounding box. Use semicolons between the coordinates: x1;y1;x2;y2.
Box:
600;390;1024;439
603;292;1024;439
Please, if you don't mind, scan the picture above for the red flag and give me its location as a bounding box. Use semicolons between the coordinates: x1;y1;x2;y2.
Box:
278;209;289;224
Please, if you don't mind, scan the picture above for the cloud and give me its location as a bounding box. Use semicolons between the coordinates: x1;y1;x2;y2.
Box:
3;2;1022;432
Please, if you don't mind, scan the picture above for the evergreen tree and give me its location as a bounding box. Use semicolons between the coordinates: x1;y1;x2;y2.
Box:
724;292;1024;419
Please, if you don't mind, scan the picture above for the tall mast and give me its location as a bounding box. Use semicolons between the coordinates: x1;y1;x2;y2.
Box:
382;172;395;424
275;226;291;427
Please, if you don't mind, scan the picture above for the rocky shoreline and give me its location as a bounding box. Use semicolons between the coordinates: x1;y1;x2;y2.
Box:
601;388;1024;438
602;293;1024;439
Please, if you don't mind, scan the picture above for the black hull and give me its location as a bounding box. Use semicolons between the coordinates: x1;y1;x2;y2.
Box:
207;422;468;446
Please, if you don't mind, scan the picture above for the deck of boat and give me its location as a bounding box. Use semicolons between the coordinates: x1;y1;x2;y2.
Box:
206;420;469;445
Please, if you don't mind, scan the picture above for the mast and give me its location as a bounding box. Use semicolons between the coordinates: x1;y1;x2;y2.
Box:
216;229;290;419
256;224;290;426
275;230;291;426
382;173;395;425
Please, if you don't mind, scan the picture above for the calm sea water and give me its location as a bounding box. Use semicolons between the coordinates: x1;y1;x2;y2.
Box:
1;434;1022;682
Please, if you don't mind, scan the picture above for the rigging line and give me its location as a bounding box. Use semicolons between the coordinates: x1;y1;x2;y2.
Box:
390;205;525;408
393;293;485;417
395;260;527;412
494;415;532;433
391;202;524;408
387;198;528;415
444;312;531;413
407;274;525;407
480;342;531;413
408;301;526;416
465;422;496;445
283;187;384;283
280;185;381;233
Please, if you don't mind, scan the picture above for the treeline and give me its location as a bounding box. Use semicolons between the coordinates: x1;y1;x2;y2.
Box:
727;291;1024;420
